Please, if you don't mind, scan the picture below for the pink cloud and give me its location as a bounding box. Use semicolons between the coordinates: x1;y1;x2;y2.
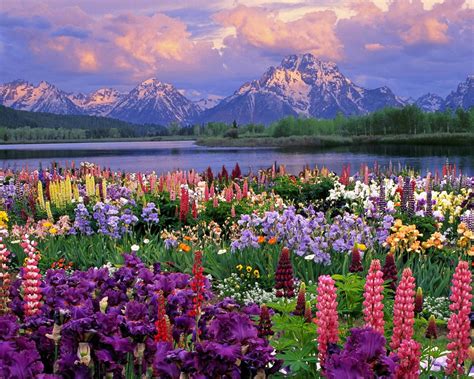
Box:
402;17;449;44
214;5;343;60
364;43;385;51
347;0;470;48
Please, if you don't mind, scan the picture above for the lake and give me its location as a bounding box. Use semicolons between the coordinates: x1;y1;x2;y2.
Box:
1;140;473;175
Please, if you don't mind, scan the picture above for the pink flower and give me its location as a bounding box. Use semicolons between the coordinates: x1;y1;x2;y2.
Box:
390;268;415;352
446;260;472;375
363;259;385;334
315;275;339;370
242;180;248;198
396;338;421;378
20;235;42;317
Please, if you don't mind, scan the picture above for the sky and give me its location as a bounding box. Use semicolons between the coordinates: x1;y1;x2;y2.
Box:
0;0;473;100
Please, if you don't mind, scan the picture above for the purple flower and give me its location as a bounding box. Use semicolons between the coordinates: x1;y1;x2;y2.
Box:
325;327;398;379
141;202;160;224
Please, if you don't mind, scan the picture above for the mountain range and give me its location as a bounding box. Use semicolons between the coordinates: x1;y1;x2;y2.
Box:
0;54;472;126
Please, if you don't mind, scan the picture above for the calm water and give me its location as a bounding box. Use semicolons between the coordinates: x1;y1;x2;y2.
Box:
1;140;473;175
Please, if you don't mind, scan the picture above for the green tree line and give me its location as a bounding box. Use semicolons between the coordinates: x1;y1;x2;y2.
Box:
0;105;168;141
268;106;473;137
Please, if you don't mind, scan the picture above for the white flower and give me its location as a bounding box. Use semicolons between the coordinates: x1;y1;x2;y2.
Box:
304;254;315;260
217;249;227;255
143;238;150;244
131;244;140;252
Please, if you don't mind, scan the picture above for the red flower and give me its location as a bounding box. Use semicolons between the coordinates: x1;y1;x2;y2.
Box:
257;305;274;338
274;247;295;298
189;250;205;318
155;291;172;343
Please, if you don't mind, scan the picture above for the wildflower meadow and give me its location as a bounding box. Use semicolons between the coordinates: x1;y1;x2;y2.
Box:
0;161;473;378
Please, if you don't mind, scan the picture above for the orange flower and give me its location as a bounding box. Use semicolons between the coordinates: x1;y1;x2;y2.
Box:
268;237;277;245
258;236;265;244
178;243;191;253
184;236;192;241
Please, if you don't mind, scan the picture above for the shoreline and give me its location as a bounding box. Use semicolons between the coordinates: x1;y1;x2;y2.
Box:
197;133;474;148
0;133;472;147
0;135;196;145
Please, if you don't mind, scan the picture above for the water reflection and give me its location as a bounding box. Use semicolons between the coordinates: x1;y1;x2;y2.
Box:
1;140;472;175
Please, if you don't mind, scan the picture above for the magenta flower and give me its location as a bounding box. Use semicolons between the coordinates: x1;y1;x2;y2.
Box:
20;235;42;317
396;338;421;378
446;260;472;375
363;259;385;334
315;275;339;370
390;268;415;352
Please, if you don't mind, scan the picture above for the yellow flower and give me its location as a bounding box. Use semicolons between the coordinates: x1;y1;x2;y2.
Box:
356;243;367;251
236;264;243;271
253;269;260;278
0;211;8;228
49;227;58;235
246;266;252;273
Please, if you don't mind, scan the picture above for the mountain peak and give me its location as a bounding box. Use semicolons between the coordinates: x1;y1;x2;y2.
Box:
280;53;339;75
138;78;172;88
415;92;444;112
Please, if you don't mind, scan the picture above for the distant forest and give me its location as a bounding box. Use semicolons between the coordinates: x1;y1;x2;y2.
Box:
195;106;474;139
0;104;473;143
0;105;167;141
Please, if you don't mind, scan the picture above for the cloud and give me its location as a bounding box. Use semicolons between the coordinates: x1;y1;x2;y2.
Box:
213;5;343;60
51;26;91;39
364;43;385;51
336;0;473;96
0;0;472;98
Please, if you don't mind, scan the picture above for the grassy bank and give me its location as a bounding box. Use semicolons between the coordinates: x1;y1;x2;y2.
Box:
197;133;474;148
0;135;196;145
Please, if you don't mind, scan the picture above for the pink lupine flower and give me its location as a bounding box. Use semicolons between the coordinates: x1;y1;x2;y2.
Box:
396;338;421;378
20;235;42;317
234;183;242;201
446;260;472;375
315;275;339;370
242;180;248;198
390;268;416;352
225;186;233;202
363;259;385;334
204;183;209;201
0;237;11;315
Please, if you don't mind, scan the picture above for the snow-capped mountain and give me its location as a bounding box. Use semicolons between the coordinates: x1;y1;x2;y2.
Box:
0;80;83;114
414;93;444;112
108;79;200;125
444;76;474;111
69;88;125;116
1;63;472;126
195;95;223;111
199;53;406;125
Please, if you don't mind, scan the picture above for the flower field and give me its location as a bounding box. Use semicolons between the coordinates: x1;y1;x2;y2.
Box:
0;161;473;378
